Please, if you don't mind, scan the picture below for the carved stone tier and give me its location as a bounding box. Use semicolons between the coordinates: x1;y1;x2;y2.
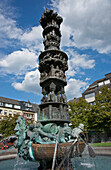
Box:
40;81;67;103
40;9;63;50
42;26;61;50
38;102;69;124
43;25;61;38
40;9;63;30
40;77;67;87
39;50;68;73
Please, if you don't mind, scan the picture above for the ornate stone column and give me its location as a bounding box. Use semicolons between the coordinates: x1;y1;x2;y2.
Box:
38;9;69;125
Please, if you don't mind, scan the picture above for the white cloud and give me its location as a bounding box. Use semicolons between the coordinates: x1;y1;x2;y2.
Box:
65;78;88;99
66;70;76;78
85;77;90;81
0;10;43;51
51;0;111;53
12;69;41;95
60;24;73;47
21;26;43;51
0;14;22;39
66;49;95;77
68;49;95;69
0;11;43;78
0;48;38;75
0;14;22;48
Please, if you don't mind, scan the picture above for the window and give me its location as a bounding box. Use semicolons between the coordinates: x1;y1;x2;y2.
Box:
13;111;16;114
25;102;32;108
104;79;110;85
90;102;94;105
0;109;2;114
4;110;7;115
89;84;97;89
24;114;27;117
25;108;29;110
0;102;3;106
85;93;95;99
30;114;32;118
9;110;12;115
85;93;95;102
14;105;21;109
5;103;12;108
17;112;21;116
98;82;104;86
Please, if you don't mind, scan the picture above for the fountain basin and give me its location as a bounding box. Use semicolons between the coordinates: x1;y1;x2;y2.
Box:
32;141;85;161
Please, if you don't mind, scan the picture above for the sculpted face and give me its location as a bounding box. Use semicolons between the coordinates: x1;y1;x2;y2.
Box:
78;123;84;130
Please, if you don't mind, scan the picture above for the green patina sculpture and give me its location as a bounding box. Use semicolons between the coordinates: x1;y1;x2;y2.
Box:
14;117;30;160
14;9;87;162
15;116;85;160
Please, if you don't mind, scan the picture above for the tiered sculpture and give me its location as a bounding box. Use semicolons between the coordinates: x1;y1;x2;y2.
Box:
38;9;69;124
14;9;94;170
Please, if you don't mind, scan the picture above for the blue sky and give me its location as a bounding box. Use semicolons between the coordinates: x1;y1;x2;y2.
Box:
0;0;111;104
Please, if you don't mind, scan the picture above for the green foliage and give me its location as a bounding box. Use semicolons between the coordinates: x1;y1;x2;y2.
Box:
94;86;111;132
90;143;111;147
69;86;111;132
69;98;91;131
0;115;18;138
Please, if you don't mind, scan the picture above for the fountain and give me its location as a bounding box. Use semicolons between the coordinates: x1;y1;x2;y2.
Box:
14;9;95;170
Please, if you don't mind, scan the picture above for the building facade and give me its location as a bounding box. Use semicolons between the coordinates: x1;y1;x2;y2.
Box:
0;96;39;123
82;73;111;105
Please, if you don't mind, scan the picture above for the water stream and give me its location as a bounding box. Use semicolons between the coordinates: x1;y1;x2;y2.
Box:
0;146;111;170
0;155;111;170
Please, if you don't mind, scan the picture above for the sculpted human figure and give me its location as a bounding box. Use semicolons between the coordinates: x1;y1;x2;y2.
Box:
63;72;66;80
55;70;59;77
72;123;85;139
41;89;48;103
27;124;35;140
50;64;55;76
63;57;67;65
48;83;57;102
60;88;67;103
14;116;28;147
58;123;72;143
41;72;47;80
32;123;56;144
59;69;64;79
41;72;44;78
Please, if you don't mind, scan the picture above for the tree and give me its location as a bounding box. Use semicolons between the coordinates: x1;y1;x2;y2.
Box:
68;98;92;131
69;86;111;133
94;86;111;132
0;115;18;138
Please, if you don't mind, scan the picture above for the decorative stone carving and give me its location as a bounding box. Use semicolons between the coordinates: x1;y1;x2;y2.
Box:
40;9;63;30
60;88;67;103
40;72;48;79
52;107;60;119
48;82;57;102
49;64;56;76
39;9;69;121
41;89;48;104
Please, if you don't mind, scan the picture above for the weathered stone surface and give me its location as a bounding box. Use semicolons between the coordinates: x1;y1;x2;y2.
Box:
39;9;69;123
